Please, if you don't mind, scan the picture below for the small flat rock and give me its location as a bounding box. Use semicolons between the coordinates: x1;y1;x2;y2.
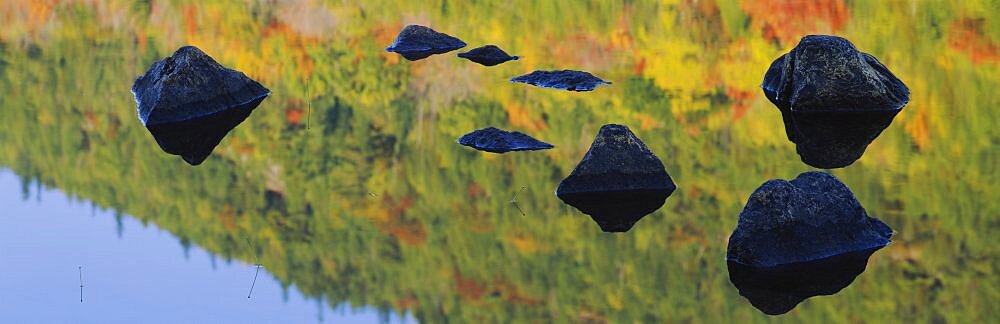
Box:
762;35;910;168
385;25;467;61
131;46;270;165
457;45;519;66
511;70;611;91
727;247;881;315
726;171;892;268
457;127;553;153
556;124;676;232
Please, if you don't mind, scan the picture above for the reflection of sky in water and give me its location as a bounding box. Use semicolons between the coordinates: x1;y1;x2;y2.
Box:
0;169;414;324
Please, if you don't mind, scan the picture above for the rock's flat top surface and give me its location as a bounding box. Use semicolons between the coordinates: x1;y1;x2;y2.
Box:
384;25;467;61
727;171;892;267
457;45;519;66
511;70;611;91
457;127;553;153
132;46;270;127
762;35;909;112
557;124;675;232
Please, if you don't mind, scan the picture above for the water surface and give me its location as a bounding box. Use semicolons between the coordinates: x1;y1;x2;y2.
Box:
0;1;996;323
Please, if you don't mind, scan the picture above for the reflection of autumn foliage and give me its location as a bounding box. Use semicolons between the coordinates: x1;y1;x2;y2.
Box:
2;1;996;322
372;22;404;64
453;269;542;305
742;0;849;45
454;269;487;301
218;204;238;232
395;295;419;310
0;1;56;40
372;194;427;246
492;278;542;305
905;110;931;151
726;87;754;121
948;18;999;64
284;99;304;125
262;20;319;77
504;102;547;131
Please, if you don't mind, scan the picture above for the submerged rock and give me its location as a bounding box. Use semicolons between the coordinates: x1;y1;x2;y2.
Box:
511;70;611;91
727;171;892;268
762;35;909;168
556;124;676;232
457;45;519;66
458;127;553;153
384;25;467;61
131;46;270;165
727;247;883;315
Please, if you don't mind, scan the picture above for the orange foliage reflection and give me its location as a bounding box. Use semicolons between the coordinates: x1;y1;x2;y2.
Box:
948;17;999;64
742;0;849;45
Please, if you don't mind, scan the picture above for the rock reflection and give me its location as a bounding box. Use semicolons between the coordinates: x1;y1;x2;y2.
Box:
556;124;676;232
762;35;909;168
131;46;270;165
727;247;884;315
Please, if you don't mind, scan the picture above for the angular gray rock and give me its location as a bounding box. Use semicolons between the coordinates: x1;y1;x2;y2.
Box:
131;46;270;165
556;124;676;232
762;35;909;168
457;127;553;153
511;70;611;91
384;25;467;61
726;171;892;268
457;45;519;66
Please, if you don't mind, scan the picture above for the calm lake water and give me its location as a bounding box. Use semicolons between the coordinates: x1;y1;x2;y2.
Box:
0;1;997;323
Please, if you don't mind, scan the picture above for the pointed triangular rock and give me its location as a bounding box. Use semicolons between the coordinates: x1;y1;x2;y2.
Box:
556;124;676;232
131;46;270;165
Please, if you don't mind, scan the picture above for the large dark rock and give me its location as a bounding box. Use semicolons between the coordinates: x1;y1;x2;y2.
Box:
457;127;553;153
727;171;892;268
556;124;676;232
762;35;909;168
457;45;519;66
384;25;467;61
131;46;270;165
727;247;883;315
511;70;611;91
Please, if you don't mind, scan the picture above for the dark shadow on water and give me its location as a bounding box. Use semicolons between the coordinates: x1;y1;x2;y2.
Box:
727;247;884;315
146;96;265;166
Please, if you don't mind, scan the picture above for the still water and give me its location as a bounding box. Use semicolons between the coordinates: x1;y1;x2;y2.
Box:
0;1;997;323
0;169;413;323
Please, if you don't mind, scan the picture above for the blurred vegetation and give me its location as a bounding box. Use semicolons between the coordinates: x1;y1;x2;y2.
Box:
0;0;997;323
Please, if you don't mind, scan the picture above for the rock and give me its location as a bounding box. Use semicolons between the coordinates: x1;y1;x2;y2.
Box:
726;171;892;268
457;45;519;66
457;127;554;153
556;124;676;232
131;46;270;165
384;25;467;61
511;70;611;91
727;247;882;315
762;35;909;168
